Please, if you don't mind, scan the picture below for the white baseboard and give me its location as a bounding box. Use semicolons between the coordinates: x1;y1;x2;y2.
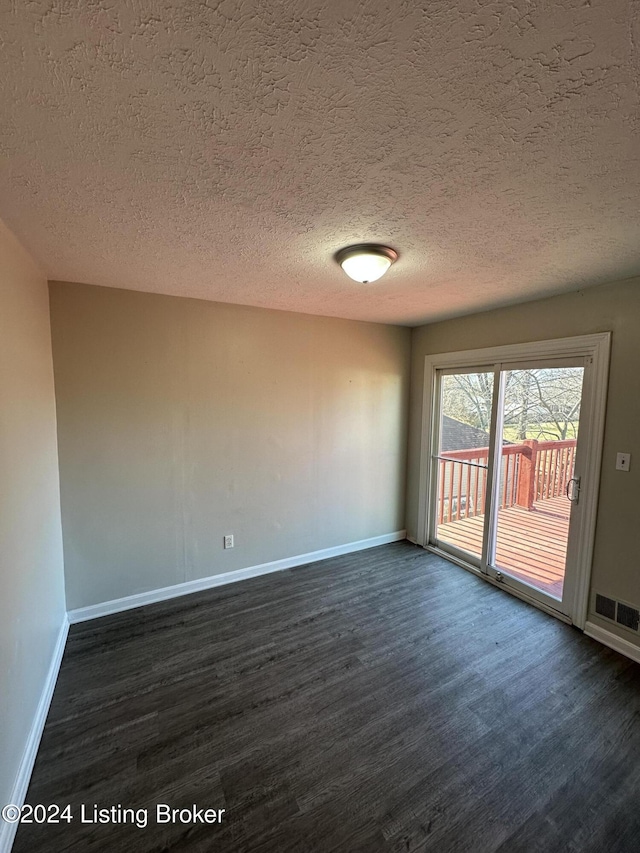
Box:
68;530;407;624
0;616;69;853
584;621;640;665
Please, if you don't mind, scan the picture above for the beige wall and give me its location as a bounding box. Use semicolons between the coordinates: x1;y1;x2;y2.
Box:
50;282;411;611
407;275;640;646
0;222;66;814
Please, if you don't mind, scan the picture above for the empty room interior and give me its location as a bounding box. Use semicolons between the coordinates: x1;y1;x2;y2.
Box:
2;2;640;852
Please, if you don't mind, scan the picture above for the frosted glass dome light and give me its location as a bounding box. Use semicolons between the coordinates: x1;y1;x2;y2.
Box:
335;244;399;283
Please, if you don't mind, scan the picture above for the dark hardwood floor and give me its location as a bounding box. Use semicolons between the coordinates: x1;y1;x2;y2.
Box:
14;542;640;852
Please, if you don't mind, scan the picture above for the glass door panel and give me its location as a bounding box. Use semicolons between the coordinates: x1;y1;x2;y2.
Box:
427;344;603;625
434;371;494;562
491;366;585;600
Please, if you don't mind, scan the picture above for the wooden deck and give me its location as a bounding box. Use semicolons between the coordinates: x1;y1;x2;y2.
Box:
437;495;570;598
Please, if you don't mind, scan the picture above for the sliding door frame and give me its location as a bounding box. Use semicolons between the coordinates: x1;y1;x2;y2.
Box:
416;333;611;628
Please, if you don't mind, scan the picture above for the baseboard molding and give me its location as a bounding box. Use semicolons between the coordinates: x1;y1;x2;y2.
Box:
68;530;407;624
0;616;69;853
584;621;640;665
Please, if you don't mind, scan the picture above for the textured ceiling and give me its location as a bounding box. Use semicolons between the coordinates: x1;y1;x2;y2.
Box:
0;0;639;326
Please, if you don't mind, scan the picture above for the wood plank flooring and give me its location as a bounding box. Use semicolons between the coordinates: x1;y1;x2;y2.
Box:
13;542;640;852
437;496;570;597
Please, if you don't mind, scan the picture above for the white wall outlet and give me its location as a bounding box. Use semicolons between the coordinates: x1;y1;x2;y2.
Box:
616;452;631;472
224;534;234;549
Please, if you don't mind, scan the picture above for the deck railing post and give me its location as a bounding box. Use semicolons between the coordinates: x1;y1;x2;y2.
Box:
515;439;538;510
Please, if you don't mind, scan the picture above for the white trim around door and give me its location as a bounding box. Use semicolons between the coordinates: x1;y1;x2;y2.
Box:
416;333;611;629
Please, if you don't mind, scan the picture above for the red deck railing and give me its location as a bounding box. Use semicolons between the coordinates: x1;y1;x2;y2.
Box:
437;439;577;524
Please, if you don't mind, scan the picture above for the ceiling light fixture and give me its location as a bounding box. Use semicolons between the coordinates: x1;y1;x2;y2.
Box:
335;244;399;283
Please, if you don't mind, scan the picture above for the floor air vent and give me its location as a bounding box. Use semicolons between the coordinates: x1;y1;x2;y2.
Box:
616;603;640;632
595;593;640;632
595;594;617;621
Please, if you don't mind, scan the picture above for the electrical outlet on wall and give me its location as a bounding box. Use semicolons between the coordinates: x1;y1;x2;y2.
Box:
224;534;234;549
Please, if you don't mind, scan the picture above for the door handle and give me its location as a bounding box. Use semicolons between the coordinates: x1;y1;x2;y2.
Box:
566;476;581;504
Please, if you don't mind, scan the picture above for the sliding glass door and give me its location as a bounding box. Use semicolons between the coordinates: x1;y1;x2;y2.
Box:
430;358;587;616
434;369;493;564
489;364;584;602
